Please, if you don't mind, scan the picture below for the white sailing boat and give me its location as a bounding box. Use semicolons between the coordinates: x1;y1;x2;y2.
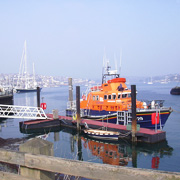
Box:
15;41;40;93
147;77;153;85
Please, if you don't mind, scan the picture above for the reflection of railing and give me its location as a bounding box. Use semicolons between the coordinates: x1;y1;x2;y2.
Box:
0;104;47;119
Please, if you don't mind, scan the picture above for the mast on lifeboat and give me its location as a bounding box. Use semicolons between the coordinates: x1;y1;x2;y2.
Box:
102;54;120;84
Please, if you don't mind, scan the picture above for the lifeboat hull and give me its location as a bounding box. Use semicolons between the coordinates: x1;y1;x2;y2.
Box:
66;108;171;129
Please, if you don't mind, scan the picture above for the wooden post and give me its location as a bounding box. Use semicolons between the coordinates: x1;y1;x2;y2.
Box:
19;138;54;180
68;78;73;109
76;86;80;131
52;109;59;119
131;85;137;142
37;87;40;108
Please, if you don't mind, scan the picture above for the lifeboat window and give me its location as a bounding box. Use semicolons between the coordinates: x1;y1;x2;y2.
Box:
128;93;131;98
104;95;107;100
96;96;99;100
118;94;121;99
112;94;116;100
122;94;127;98
108;95;111;99
93;96;95;101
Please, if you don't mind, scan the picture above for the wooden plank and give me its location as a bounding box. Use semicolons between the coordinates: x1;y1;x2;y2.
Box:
0;149;180;180
24;153;180;180
0;148;25;166
0;171;38;180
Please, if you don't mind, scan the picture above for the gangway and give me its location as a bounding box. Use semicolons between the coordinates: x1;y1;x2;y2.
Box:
0;104;47;119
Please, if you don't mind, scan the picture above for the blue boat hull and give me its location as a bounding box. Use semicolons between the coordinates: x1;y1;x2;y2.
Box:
16;88;42;93
66;109;171;129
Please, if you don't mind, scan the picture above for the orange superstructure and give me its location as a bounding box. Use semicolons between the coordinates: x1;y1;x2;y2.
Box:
80;77;144;112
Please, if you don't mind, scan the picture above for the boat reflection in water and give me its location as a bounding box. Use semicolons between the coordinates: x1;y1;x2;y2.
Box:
81;136;173;169
82;136;131;166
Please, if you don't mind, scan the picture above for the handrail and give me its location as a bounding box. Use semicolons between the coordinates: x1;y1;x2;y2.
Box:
0;148;180;180
0;104;47;119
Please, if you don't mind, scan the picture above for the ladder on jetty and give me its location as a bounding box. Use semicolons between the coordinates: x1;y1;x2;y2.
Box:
0;104;47;119
117;111;132;125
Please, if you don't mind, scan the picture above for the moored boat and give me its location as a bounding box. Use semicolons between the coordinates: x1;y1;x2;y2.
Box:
84;129;120;140
170;86;180;95
66;58;172;129
16;87;42;93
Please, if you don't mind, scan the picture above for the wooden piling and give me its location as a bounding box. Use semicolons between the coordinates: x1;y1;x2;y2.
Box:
68;78;73;109
19;138;54;180
52;109;59;119
37;87;40;108
76;86;80;131
131;85;137;142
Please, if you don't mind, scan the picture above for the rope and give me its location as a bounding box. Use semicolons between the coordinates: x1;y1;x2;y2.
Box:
119;131;131;138
172;109;180;114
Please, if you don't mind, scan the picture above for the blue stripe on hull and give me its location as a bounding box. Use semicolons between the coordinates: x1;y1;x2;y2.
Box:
66;109;170;129
83;109;170;129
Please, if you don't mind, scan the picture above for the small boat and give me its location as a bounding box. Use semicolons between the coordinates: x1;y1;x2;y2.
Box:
147;77;153;85
170;86;180;95
84;129;120;140
16;87;42;93
66;56;172;129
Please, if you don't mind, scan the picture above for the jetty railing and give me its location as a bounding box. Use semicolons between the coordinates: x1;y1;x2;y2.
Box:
0;104;47;119
0;138;180;180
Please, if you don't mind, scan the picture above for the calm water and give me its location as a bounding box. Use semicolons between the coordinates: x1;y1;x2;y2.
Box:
0;82;180;172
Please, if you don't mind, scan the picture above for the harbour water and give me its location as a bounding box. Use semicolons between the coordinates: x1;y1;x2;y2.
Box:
0;82;180;172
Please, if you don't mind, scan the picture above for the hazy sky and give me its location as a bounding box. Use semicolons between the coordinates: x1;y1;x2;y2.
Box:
0;0;180;80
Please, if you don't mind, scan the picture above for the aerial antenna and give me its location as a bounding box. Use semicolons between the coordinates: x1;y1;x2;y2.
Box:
33;62;36;86
102;48;106;83
119;49;122;76
114;53;118;74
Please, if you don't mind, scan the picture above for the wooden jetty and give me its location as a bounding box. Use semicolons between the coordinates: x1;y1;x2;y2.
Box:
19;114;166;143
58;115;166;143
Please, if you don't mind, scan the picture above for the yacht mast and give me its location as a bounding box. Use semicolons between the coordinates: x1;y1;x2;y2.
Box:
24;40;28;89
32;62;36;87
